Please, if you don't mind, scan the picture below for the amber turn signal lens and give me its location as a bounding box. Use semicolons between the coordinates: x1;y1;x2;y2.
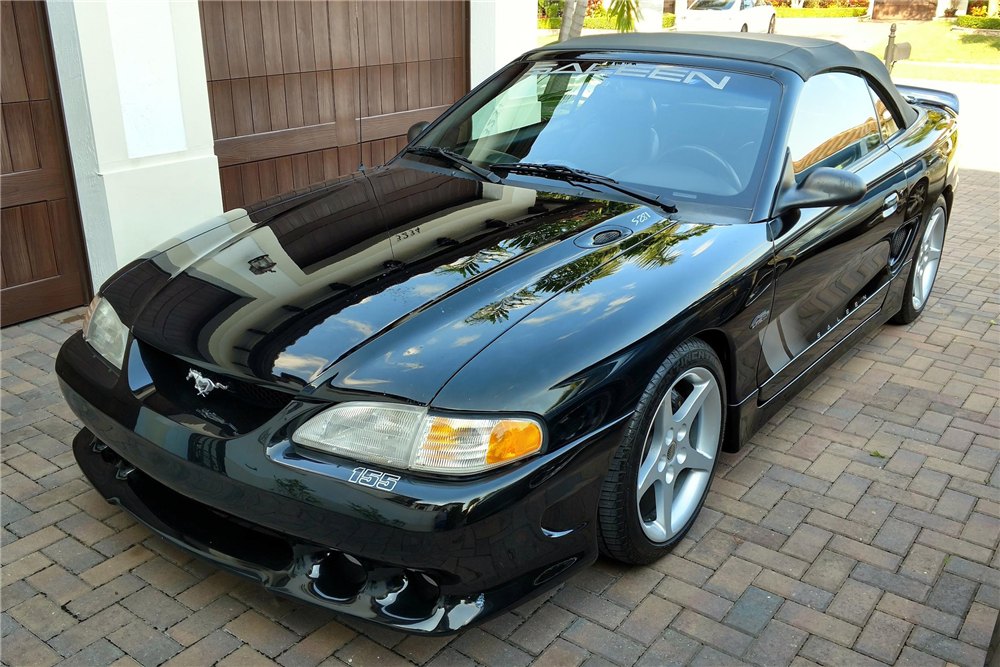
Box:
486;420;542;464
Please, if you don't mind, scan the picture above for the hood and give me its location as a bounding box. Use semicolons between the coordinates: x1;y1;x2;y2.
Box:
109;164;712;403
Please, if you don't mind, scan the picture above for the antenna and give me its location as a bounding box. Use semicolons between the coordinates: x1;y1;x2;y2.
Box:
354;1;365;172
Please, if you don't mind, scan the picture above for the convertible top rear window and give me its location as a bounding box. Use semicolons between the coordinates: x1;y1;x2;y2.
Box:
415;60;781;209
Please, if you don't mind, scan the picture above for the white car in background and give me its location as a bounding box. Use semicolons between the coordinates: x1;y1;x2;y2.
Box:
675;0;777;34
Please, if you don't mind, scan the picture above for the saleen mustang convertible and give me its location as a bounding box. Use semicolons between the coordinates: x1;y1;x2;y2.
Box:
58;33;959;634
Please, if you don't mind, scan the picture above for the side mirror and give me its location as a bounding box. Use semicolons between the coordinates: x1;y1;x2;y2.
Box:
407;121;430;143
772;150;867;219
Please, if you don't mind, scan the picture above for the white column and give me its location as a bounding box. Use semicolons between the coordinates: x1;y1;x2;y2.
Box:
469;0;538;88
636;0;665;31
47;0;223;289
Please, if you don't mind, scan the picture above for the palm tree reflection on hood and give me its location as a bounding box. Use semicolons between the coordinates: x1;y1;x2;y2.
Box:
436;198;635;281
435;247;514;279
463;218;710;325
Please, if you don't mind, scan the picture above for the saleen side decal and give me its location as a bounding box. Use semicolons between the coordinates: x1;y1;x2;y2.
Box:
530;62;732;90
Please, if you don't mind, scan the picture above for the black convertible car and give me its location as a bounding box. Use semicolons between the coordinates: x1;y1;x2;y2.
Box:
58;33;959;634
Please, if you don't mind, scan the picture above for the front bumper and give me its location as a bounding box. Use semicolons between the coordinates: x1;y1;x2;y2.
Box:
58;332;628;634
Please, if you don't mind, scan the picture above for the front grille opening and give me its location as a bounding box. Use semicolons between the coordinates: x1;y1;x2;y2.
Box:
128;467;295;571
310;552;368;602
135;341;295;434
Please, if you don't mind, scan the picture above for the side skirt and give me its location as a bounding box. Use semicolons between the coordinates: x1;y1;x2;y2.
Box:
728;303;896;450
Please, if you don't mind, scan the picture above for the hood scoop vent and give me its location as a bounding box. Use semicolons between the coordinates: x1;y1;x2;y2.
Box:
575;225;632;249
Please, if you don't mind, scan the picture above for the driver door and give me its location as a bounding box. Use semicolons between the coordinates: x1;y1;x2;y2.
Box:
757;72;908;404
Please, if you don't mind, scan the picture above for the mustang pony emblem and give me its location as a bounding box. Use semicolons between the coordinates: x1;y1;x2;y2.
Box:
187;369;228;397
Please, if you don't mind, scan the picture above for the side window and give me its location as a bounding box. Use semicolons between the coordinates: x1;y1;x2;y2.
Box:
868;85;901;140
741;0;753;8
787;72;882;180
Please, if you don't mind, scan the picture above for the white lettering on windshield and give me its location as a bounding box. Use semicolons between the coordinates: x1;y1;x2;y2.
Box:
684;70;731;89
530;62;731;90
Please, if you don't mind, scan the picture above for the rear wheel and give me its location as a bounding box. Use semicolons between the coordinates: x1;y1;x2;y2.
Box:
741;23;748;32
892;196;947;324
768;16;776;33
598;339;726;564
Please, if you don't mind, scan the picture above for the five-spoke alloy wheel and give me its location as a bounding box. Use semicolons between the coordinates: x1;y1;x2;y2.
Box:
893;195;948;324
636;368;721;543
911;206;945;311
598;339;726;564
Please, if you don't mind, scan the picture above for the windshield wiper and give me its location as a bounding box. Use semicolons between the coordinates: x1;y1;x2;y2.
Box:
491;162;677;215
404;146;502;184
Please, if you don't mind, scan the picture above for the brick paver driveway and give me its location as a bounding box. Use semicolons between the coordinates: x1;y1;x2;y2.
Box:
2;167;998;667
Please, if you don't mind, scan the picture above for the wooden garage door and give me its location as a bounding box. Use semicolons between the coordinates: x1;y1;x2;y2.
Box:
1;1;90;326
199;0;469;211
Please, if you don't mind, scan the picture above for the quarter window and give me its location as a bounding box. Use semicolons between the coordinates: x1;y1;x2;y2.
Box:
787;72;882;179
868;85;901;140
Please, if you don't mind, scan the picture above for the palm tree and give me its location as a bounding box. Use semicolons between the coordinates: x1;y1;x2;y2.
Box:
559;0;644;41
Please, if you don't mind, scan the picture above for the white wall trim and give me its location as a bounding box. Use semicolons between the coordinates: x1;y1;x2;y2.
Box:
469;0;537;87
46;0;118;287
46;0;223;289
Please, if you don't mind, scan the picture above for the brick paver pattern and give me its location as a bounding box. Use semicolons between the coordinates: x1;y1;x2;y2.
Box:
1;168;997;667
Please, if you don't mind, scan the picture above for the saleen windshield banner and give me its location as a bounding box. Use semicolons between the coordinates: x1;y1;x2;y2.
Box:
529;62;733;89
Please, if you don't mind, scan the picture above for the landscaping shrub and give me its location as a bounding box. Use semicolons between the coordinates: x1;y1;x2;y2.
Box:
957;14;1000;28
536;16;624;29
583;16;619;29
663;12;676;27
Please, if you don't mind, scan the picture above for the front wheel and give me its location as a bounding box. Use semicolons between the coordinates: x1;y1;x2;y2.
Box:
741;23;749;32
597;339;726;564
768;16;776;33
892;195;947;324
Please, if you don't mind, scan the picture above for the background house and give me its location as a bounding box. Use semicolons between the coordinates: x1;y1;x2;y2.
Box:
0;0;536;326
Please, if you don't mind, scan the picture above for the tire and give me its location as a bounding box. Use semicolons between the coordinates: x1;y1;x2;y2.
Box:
892;195;948;324
768;16;776;33
741;24;749;32
597;338;727;565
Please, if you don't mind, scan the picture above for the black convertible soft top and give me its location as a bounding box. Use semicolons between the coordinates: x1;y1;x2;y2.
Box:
536;32;918;127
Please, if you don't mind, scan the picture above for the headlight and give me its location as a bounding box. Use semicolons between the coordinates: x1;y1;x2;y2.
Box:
292;402;543;475
82;296;128;369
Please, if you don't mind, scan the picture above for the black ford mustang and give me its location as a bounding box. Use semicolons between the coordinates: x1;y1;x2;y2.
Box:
57;33;959;634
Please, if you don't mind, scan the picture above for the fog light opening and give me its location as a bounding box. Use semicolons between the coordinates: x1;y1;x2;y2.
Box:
381;570;441;621
308;552;368;602
99;447;120;466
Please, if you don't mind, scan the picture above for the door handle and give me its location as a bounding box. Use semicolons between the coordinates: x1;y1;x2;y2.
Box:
882;192;899;218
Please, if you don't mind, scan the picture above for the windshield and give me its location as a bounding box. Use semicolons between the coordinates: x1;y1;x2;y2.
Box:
690;0;736;9
413;60;781;208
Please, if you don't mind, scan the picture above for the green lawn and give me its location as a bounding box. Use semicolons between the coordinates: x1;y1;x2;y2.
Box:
868;20;1000;64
